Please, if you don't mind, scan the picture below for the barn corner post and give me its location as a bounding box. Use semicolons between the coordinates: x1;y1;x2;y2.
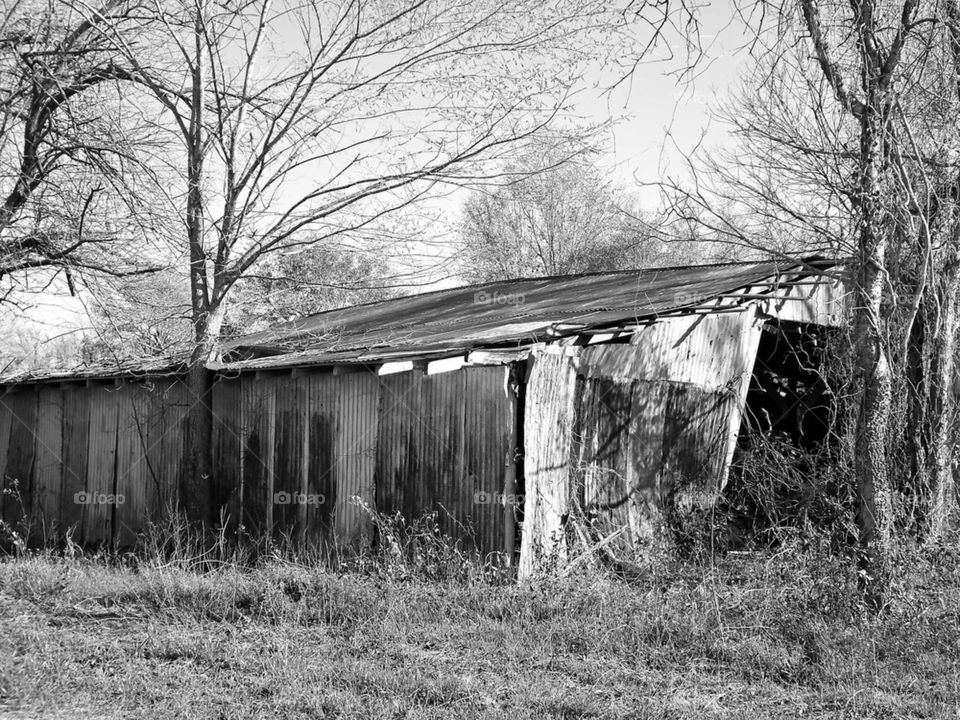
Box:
518;346;579;579
502;361;523;563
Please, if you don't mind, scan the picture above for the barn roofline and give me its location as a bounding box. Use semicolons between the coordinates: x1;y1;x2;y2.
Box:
0;256;845;387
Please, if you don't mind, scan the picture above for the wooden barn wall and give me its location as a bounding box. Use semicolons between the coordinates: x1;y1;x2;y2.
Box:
519;309;764;575
0;379;190;546
375;365;514;556
0;364;518;556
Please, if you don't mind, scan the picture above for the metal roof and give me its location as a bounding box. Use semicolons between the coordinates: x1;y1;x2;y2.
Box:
216;257;838;371
0;258;838;383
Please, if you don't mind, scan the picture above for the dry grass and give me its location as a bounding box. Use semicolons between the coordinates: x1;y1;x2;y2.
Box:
1;534;958;720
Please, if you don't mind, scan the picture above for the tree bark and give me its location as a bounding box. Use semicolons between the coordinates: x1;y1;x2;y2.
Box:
919;227;960;540
181;300;225;525
180;1;215;525
852;92;894;609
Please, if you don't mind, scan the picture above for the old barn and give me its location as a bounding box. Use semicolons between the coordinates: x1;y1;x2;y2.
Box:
0;258;844;572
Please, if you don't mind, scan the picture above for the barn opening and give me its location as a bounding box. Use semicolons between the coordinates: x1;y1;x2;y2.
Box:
720;319;845;548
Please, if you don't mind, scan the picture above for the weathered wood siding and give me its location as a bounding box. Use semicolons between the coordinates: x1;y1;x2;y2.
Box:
375;365;515;556
518;349;579;577
520;310;764;575
0;365;515;554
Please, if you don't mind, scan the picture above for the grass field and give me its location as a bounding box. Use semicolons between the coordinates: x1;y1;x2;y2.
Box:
0;539;958;719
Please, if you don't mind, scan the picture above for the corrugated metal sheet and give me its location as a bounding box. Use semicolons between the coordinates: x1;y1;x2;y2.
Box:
0;394;13;497
233;369;381;547
520;310;764;574
212;377;242;524
110;380;188;546
240;374;275;534
578;310;762;535
216;259;839;372
84;384;118;544
33;386;62;539
0;259;840;385
159;380;191;513
2;388;37;528
375;366;514;555
59;385;89;532
306;372;339;543
271;373;301;540
333;371;379;546
114;383;151;546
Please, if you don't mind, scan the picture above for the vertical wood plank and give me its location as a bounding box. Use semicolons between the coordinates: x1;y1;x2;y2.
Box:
83;384;118;545
33;386;63;541
3;388;37;528
60;385;89;536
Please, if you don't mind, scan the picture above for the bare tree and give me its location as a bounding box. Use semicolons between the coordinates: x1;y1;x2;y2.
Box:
228;243;396;332
0;0;162;291
657;0;960;606
455;143;679;281
71;0;660;520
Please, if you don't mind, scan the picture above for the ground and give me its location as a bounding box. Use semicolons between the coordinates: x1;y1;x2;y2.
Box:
0;545;958;719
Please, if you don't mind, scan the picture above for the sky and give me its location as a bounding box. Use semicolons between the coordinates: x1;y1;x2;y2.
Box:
4;1;760;365
598;1;756;206
408;1;759;288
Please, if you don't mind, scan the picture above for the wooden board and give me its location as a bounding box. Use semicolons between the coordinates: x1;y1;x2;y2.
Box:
3;388;37;527
83;384;118;545
33;386;63;541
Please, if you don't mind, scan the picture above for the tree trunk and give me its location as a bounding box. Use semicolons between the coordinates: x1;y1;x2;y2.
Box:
902;194;960;542
920;227;960;540
852;96;893;610
181;301;226;525
180;0;214;525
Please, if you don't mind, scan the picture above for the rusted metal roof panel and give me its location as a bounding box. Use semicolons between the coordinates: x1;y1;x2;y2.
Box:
218;258;838;371
0;259;839;382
